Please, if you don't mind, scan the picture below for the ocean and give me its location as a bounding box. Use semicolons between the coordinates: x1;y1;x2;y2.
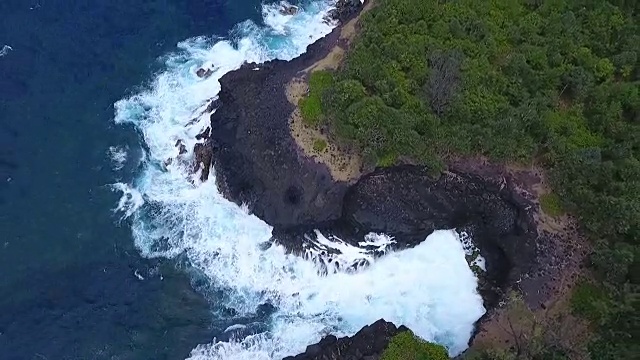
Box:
0;1;485;359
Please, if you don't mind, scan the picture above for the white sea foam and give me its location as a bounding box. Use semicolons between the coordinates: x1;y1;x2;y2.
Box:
0;45;13;58
107;145;128;171
112;1;485;358
110;182;144;220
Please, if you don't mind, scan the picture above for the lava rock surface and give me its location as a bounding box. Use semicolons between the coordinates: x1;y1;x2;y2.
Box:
283;319;410;360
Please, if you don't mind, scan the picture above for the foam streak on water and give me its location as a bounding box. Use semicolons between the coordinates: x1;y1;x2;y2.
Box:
112;1;485;358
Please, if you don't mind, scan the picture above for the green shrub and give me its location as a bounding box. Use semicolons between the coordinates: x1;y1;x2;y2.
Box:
381;331;449;360
539;192;563;217
570;281;609;323
320;2;640;356
377;151;397;167
312;138;327;152
299;96;323;125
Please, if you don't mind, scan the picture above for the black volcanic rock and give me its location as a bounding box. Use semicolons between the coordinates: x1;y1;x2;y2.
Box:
283;319;410;360
270;166;535;308
330;0;367;23
204;2;538;353
207;16;537;299
210;28;350;227
207;0;370;228
343;166;535;274
340;166;536;307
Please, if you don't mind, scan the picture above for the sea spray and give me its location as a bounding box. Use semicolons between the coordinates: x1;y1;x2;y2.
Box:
112;1;485;358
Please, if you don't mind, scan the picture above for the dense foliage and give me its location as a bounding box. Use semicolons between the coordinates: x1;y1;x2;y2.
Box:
381;331;449;360
309;0;639;358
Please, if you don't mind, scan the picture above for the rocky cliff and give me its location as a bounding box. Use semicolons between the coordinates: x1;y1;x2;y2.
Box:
197;0;539;358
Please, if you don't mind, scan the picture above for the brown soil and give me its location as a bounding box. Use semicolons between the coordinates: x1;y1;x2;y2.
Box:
471;291;591;360
286;1;377;182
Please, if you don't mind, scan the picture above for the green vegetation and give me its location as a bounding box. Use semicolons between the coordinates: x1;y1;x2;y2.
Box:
571;281;610;323
311;0;639;358
299;70;334;125
540;192;564;217
312;138;327;152
381;331;448;360
466;293;580;360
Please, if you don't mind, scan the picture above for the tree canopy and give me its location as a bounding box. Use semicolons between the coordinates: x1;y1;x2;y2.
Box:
304;0;640;358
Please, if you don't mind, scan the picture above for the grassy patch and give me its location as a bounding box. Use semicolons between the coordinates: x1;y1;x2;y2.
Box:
299;71;334;126
312;138;327;152
540;192;564;217
381;331;449;360
376;151;397;167
571;281;609;323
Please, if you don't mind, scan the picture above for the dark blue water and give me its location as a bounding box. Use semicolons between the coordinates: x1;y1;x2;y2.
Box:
0;1;265;358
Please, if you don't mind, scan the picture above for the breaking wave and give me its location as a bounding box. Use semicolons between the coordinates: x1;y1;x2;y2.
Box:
0;45;12;58
112;1;485;358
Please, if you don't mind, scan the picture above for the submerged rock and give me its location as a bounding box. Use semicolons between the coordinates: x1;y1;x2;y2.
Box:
0;260;213;360
280;5;299;16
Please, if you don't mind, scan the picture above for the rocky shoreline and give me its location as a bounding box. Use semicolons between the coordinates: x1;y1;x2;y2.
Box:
192;0;551;358
283;319;412;360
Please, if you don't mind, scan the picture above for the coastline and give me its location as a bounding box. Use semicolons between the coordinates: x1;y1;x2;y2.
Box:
191;0;588;357
285;0;377;183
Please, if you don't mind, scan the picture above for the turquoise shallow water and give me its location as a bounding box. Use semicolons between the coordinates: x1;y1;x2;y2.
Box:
0;0;263;358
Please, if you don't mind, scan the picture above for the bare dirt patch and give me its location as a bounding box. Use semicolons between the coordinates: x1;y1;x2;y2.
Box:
286;78;361;182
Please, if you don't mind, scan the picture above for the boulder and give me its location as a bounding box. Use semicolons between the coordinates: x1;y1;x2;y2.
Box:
280;5;299;16
196;67;213;79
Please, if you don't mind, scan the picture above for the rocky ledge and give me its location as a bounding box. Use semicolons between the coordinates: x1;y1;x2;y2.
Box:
283;319;410;360
194;0;540;357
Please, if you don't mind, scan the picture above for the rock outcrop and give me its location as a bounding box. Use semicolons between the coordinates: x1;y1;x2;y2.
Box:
207;24;537;308
199;0;539;355
283;319;410;360
330;0;367;23
209;24;351;227
270;166;536;308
